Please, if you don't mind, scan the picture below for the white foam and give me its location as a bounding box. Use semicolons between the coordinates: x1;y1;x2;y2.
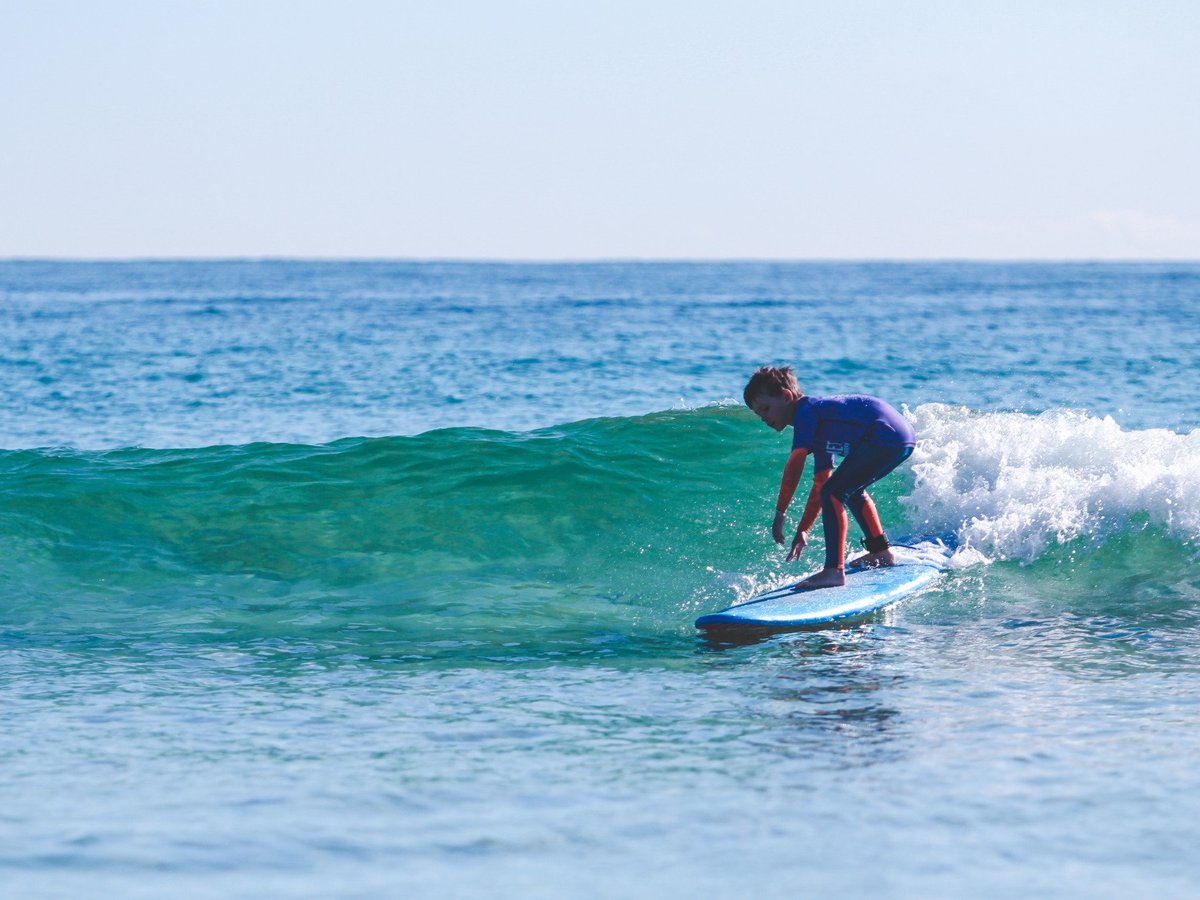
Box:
902;404;1200;563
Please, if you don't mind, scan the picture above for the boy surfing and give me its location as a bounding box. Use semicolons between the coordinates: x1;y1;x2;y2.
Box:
744;366;917;590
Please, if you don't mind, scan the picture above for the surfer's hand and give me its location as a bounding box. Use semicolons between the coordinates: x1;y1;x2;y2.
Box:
787;529;808;562
772;510;786;545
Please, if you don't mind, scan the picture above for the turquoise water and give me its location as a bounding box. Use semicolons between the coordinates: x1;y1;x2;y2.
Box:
2;261;1200;897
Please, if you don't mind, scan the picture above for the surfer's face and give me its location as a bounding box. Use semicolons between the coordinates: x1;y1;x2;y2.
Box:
750;390;794;432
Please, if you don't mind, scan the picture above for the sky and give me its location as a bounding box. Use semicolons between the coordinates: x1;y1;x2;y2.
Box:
2;0;1198;259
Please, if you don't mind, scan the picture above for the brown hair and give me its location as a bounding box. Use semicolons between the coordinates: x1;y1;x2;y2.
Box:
743;365;801;407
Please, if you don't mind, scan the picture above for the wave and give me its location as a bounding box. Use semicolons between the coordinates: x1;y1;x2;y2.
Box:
2;405;1197;652
905;404;1200;562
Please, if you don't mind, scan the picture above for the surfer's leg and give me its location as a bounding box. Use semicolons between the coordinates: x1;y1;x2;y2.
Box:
819;487;849;571
828;444;913;569
793;477;851;590
846;490;896;568
846;489;882;540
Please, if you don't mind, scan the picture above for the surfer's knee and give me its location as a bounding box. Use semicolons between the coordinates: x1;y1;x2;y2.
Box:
819;479;846;509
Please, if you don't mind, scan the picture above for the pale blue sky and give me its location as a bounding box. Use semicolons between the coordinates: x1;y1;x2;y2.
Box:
3;1;1198;258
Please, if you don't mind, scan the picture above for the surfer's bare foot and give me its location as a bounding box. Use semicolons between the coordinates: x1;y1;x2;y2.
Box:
847;549;897;570
797;567;846;590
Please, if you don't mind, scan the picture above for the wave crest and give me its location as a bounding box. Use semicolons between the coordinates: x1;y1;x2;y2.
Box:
904;404;1200;562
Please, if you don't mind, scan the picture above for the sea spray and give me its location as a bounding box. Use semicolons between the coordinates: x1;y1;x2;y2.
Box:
905;404;1200;561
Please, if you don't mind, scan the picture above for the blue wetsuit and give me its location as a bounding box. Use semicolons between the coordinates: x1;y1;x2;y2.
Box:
792;395;916;567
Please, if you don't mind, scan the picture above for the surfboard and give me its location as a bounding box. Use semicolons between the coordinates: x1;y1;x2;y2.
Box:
695;562;942;631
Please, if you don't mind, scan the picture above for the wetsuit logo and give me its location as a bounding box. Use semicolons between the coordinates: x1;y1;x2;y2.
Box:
825;440;850;457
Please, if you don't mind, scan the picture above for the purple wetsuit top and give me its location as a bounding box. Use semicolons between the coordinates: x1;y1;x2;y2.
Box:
791;395;916;472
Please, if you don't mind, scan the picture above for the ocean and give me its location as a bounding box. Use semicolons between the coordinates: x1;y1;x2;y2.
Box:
2;260;1199;898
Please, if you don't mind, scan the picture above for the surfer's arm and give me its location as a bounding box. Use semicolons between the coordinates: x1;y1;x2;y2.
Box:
772;448;808;544
785;467;831;561
796;467;831;534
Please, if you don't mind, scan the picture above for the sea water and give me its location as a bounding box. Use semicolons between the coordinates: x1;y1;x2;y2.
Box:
2;261;1199;898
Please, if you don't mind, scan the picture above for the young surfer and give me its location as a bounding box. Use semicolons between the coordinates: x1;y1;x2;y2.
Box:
744;365;917;590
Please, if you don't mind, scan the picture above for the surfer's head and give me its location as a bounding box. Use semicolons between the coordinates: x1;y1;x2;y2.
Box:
744;366;802;407
744;366;803;432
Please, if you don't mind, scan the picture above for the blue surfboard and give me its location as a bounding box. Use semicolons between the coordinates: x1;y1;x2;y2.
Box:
695;562;942;630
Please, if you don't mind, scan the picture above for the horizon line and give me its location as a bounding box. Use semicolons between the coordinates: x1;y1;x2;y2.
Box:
3;255;1198;265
